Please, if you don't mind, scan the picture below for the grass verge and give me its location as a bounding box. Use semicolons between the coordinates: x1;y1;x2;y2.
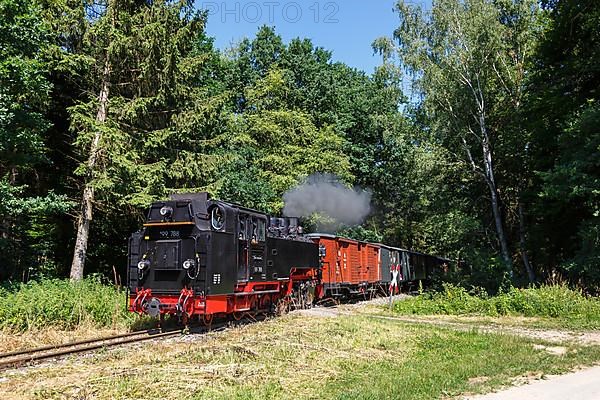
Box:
0;277;134;332
1;312;599;399
392;284;600;330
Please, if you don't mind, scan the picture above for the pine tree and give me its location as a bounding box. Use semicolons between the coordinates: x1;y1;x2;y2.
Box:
69;0;211;279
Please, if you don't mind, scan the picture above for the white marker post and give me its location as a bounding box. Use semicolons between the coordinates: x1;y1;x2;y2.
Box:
389;265;399;310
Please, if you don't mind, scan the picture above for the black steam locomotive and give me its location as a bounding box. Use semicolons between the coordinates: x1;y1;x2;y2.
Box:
127;193;321;323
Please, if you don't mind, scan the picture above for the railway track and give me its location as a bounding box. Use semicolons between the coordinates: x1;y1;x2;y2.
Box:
0;328;182;371
0;314;270;372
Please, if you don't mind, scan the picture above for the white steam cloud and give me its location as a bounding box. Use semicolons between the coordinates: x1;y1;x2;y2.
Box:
282;174;372;232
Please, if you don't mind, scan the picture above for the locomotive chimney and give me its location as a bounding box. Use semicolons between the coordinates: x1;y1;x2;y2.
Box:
288;217;299;236
288;217;299;229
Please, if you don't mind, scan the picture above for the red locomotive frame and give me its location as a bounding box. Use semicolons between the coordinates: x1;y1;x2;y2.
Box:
130;267;323;323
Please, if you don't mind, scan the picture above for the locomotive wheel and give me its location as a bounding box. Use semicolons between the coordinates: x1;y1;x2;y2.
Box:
247;297;258;319
232;311;244;321
259;295;271;314
201;313;214;326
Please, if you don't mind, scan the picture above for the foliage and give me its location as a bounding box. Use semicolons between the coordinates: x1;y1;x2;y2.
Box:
0;277;133;331
0;0;72;279
393;284;600;328
0;180;71;279
233;68;352;212
0;0;50;168
222;28;396;211
68;0;216;208
519;0;600;286
371;0;600;288
337;225;383;243
0;0;598;293
379;0;541;275
537;102;600;287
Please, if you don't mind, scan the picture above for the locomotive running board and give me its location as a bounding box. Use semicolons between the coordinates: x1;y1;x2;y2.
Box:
233;289;280;296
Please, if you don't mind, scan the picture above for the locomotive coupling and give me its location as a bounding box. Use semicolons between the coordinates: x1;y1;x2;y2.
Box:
146;298;161;318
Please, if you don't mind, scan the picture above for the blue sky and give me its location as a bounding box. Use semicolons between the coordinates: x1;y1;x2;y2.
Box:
196;1;424;73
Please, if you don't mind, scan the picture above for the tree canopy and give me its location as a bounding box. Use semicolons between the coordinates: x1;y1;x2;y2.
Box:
0;0;597;292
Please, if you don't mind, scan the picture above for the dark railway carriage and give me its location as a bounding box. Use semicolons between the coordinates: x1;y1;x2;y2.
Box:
361;244;451;292
378;245;401;285
403;250;450;283
128;193;321;323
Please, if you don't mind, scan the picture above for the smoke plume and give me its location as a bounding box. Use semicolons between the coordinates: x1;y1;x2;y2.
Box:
282;174;372;232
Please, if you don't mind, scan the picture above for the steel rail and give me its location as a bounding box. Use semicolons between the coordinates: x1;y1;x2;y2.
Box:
0;329;162;359
0;329;181;371
0;313;271;371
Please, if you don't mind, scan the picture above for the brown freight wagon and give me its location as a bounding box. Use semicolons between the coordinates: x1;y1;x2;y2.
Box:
307;234;382;299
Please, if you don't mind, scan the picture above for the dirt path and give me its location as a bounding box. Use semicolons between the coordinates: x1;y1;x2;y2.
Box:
464;365;600;400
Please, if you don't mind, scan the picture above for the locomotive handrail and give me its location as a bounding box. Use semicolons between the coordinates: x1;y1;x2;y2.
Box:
143;221;196;227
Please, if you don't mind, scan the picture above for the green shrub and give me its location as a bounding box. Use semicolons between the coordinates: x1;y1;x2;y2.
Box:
0;277;135;331
393;283;600;327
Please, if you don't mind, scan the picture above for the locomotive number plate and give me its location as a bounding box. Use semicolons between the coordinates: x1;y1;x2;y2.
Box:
159;230;181;239
146;226;192;240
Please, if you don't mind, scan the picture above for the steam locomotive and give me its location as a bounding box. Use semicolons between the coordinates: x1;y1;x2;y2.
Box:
127;193;449;323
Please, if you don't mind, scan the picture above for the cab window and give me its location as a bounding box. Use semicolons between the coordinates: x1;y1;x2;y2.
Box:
257;219;266;241
239;216;247;240
251;218;258;242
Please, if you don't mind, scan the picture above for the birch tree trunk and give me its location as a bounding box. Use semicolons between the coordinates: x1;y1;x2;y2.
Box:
70;58;111;280
479;114;512;274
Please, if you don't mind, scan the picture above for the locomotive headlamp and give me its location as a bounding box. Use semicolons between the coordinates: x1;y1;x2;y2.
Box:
182;259;195;270
137;259;151;270
159;205;173;218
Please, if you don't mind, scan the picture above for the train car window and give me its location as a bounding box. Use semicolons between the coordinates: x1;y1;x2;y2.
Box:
239;217;247;240
257;219;266;242
245;218;252;240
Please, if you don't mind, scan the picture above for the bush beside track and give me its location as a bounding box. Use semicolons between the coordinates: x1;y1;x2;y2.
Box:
393;284;600;328
2;279;599;332
0;278;134;331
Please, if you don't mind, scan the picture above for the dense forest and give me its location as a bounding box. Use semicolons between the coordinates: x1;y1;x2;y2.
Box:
0;0;598;292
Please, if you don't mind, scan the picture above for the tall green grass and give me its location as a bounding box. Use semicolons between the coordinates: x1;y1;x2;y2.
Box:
0;277;134;331
393;284;600;328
